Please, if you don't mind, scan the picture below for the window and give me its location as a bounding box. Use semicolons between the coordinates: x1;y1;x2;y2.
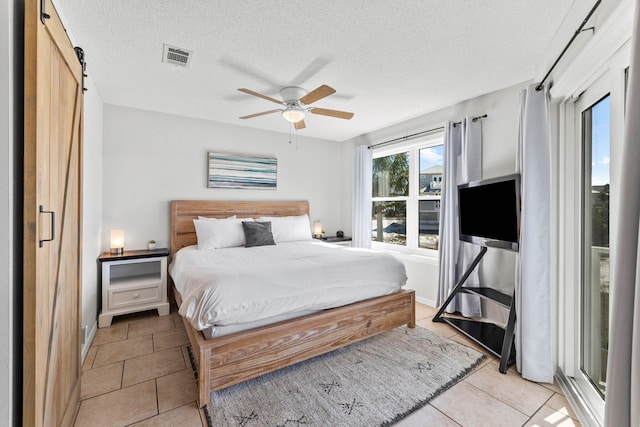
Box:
371;134;444;252
581;94;610;398
419;145;444;250
372;152;408;245
557;45;628;424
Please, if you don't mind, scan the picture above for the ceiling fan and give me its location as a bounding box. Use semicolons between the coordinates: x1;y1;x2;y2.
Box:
237;84;354;130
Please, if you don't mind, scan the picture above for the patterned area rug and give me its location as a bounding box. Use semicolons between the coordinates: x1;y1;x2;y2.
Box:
203;326;486;427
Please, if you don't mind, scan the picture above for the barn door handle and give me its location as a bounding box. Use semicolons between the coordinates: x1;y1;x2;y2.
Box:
40;0;51;24
39;205;55;248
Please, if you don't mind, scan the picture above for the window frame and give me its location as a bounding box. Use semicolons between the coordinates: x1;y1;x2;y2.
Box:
371;132;444;257
556;40;629;426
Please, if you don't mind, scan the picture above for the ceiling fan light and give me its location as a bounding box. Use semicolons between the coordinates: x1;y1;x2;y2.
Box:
281;107;305;123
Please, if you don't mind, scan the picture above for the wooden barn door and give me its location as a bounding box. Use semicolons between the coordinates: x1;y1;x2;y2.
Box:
23;0;84;425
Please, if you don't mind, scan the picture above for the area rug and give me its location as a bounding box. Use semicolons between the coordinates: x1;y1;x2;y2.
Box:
203;326;486;427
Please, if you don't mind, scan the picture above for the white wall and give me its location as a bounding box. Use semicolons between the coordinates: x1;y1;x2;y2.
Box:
0;14;13;425
81;75;103;357
342;81;529;308
102;104;346;252
0;0;21;424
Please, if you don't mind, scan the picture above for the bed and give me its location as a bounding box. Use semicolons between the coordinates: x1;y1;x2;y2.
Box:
169;200;416;407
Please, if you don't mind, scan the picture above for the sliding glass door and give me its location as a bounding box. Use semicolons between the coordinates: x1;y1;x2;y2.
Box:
558;50;628;423
553;7;633;423
580;93;610;398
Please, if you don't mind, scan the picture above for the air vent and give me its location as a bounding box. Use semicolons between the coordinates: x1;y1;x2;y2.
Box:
162;44;193;68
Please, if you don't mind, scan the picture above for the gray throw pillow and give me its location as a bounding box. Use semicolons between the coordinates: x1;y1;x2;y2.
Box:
242;221;276;247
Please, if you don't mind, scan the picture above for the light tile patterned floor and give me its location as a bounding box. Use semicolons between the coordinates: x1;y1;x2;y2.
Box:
74;302;581;426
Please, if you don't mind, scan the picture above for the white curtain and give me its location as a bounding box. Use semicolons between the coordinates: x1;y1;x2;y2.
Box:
515;83;553;383
604;2;640;425
352;145;372;248
437;117;482;317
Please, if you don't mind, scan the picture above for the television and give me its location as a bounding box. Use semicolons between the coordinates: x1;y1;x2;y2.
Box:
457;173;521;251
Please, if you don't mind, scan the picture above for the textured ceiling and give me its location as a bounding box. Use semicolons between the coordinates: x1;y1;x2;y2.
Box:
55;0;575;142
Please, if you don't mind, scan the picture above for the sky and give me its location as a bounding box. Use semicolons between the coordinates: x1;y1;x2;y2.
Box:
591;95;610;187
419;144;444;172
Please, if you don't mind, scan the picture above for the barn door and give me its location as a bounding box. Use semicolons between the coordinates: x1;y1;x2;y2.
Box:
23;0;84;425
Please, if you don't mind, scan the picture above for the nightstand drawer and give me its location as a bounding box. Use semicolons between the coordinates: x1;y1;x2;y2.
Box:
109;284;161;310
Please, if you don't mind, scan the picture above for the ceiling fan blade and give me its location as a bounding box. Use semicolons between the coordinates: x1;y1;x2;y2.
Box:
299;84;336;105
310;107;354;120
220;56;282;91
237;88;283;105
294;119;306;130
290;57;331;87
239;109;280;119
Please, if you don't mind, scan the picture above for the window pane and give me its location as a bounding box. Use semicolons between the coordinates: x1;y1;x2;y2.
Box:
373;153;409;197
419;200;440;250
371;201;406;245
581;94;610;398
419;145;444;195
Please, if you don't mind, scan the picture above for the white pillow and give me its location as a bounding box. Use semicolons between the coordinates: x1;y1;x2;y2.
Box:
193;217;253;249
257;214;312;243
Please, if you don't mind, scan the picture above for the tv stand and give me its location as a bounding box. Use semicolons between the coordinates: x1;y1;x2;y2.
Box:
433;246;516;373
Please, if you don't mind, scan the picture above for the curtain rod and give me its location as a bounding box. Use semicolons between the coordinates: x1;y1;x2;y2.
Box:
535;0;602;91
454;114;487;126
367;126;443;149
368;114;487;149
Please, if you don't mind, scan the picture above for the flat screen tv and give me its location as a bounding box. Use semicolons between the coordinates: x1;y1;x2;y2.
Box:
457;173;521;251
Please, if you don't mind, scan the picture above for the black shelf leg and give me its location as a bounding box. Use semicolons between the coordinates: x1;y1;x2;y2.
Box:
433;246;488;322
498;291;517;373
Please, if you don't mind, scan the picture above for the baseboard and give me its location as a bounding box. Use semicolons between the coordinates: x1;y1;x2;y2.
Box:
415;295;436;308
81;321;97;363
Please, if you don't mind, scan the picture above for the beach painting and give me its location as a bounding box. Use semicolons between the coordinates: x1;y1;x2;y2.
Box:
207;152;277;189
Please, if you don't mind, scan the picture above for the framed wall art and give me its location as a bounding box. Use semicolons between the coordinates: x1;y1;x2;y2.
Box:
207;152;277;190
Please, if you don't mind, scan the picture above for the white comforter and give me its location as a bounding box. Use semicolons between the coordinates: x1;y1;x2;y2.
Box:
169;240;408;331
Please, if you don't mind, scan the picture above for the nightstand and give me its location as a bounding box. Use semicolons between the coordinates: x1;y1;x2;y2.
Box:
98;248;170;328
323;235;352;247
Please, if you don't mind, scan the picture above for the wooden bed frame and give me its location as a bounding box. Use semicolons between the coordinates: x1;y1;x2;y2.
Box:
169;200;416;407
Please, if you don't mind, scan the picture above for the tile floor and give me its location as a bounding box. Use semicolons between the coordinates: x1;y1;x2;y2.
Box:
74;302;581;427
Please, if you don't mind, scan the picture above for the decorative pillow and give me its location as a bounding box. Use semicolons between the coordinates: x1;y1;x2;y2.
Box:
193;217;253;249
242;221;275;248
256;214;312;243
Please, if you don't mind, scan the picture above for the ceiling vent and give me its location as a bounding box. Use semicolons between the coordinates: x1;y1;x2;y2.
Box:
162;44;193;68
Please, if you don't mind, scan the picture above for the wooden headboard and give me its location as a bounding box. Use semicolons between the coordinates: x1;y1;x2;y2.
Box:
170;200;310;258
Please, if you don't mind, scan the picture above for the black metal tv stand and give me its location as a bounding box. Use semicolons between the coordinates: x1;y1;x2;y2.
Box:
433;246;516;373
